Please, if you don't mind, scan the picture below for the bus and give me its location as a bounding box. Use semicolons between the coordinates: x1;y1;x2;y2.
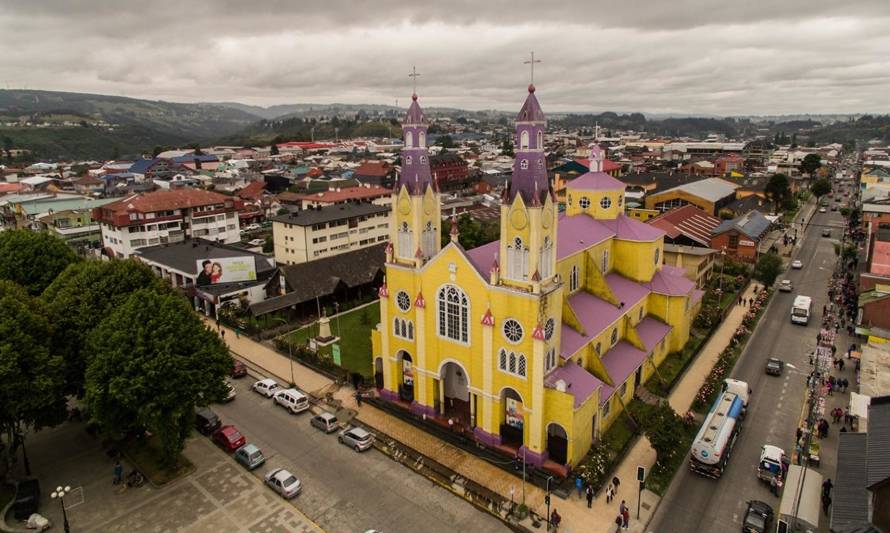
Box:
791;295;812;325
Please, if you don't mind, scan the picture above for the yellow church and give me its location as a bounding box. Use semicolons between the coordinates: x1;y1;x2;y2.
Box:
371;84;703;470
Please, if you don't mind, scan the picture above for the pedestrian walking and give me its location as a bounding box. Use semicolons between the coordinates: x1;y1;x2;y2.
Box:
550;509;561;531
606;483;614;503
615;514;623;532
839;359;845;372
619;500;627;515
234;327;240;339
822;494;832;516
843;378;850;392
221;329;225;340
622;508;630;529
355;390;363;407
586;484;594;508
576;476;584;499
113;460;123;485
612;476;621;494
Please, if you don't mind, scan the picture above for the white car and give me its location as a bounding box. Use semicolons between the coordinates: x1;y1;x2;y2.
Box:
791;259;803;269
819;207;827;213
338;426;374;452
264;468;302;499
778;279;793;292
245;223;261;231
248;238;265;246
252;378;279;398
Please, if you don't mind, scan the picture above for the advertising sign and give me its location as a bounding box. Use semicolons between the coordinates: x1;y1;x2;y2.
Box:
505;397;524;430
402;359;414;386
195;256;257;286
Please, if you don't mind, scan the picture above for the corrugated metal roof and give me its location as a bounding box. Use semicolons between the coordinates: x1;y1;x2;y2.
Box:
655;177;739;202
867;396;890;488
830;433;870;531
713;210;772;240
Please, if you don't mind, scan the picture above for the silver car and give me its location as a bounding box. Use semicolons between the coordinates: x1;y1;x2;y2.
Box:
338;427;374;452
310;412;339;433
234;443;265;470
264;468;302;499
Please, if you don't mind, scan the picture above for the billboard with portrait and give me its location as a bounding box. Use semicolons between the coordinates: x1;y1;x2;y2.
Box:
505;397;524;430
195;256;257;286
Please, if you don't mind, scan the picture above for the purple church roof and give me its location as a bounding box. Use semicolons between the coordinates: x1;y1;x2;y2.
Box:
544;361;604;409
635;317;672;352
516;85;546;122
556;214;615;259
465;240;499;277
599;214;665;241
404;93;426;124
599;341;648;405
567;171;626;192
645;265;695;296
605;273;650;307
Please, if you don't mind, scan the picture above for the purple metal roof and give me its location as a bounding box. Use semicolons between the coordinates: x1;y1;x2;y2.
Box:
605;273;650;308
645;265;695;296
556;213;615;259
545;360;604;409
566;171;626;191
561;291;622;358
404;94;426;124
465;240;499;277
516;85;546;122
691;288;705;306
635;317;672;352
599;341;648;405
599;214;665;241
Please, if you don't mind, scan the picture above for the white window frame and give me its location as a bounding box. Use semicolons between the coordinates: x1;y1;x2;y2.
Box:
437;284;469;344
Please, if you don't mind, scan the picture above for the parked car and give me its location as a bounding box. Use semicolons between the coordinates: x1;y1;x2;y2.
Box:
12;478;40;520
231;360;248;379
244;223;261;231
248;238;265;246
195;407;222;435
264;468;302;499
221;381;236;402
765;357;784;376
791;259;803;269
338;426;374;452
310;412;339;433
819;207;827;213
742;500;774;533
778;279;793;292
212;425;246;452
252;378;279;398
274;388;310;414
234;443;266;470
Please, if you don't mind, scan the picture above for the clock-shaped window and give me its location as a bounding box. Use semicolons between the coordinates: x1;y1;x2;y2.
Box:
503;319;524;343
396;291;411;312
600;196;612;209
579;196;591;209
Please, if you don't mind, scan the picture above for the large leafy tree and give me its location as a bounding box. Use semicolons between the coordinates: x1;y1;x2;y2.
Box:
764;174;791;212
0;230;78;295
0;281;67;472
800;153;822;176
811;178;831;198
754;253;784;286
85;289;231;466
42;260;165;395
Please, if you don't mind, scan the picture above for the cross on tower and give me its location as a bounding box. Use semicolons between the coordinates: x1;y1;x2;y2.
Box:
524;51;541;85
409;66;421;94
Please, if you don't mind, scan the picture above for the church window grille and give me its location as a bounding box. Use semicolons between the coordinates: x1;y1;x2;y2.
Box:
437;285;469;343
579;196;591;209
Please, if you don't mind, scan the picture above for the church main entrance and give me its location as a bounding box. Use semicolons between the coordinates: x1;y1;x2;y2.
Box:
546;423;568;465
438;361;470;430
397;351;414;402
500;388;525;448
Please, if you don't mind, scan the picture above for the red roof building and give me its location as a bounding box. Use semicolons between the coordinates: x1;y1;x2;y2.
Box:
285;184;392;210
647;205;721;247
93;188;242;258
354;161;395;188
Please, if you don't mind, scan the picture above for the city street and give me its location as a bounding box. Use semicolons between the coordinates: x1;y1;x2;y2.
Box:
212;378;509;533
649;203;848;533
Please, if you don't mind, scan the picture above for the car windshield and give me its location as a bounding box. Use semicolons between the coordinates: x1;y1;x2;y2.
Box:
249;452;262;461
792;309;808;317
746;512;766;529
329;417;338;424
229;431;243;441
283;475;298;486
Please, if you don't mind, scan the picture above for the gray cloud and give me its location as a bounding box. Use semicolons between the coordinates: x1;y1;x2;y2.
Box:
1;1;889;115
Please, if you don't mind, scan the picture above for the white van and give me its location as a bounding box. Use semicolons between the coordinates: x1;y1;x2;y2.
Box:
274;389;310;414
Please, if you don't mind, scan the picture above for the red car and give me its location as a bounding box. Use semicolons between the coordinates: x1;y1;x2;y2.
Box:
231;360;248;378
212;425;246;452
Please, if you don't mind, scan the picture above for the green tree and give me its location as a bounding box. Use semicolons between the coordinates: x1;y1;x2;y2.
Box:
437;135;456;149
42;260;165;395
764;174;790;213
811;178;831;198
0;281;67;472
500;136;514;157
2;136;13;160
753;253;783;286
0;230;79;296
263;235;274;253
800;153;822;176
85;289;231;466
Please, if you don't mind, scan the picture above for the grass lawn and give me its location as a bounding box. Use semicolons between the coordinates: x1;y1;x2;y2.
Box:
122;435;195;487
645;328;706;397
284;302;379;378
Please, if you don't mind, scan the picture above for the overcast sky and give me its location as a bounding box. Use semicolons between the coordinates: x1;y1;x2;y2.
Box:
2;0;890;115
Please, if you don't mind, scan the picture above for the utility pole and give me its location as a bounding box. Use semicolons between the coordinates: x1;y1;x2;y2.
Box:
545;476;553;531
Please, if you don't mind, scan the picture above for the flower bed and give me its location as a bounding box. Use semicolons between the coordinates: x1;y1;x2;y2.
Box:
692;287;773;414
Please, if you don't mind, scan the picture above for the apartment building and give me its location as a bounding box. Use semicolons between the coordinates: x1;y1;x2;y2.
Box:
93;189;241;258
273;202;389;265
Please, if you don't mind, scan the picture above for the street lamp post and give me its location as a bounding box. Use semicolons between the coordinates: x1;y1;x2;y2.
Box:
273;317;295;387
718;247;727;296
51;485;71;533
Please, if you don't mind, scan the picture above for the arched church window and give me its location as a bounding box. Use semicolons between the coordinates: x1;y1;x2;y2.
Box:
537;131;543;148
419;131;426;148
517;354;527;377
405;131;414;148
437;285;469;343
520;131;529;149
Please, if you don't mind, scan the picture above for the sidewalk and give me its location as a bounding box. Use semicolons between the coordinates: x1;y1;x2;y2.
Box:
207;282;762;532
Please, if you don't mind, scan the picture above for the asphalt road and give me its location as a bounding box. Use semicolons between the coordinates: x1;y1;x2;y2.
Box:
649;201;849;533
212;377;510;533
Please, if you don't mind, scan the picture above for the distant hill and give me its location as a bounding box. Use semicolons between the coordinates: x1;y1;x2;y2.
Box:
0;89;262;159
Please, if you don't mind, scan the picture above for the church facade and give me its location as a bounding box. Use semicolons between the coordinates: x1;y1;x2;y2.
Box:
371;85;703;468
